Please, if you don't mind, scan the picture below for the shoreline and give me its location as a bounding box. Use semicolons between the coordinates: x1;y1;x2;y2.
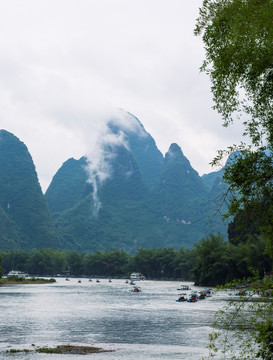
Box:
0;277;56;285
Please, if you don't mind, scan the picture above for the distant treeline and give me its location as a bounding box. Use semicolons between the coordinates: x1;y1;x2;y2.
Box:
0;234;271;286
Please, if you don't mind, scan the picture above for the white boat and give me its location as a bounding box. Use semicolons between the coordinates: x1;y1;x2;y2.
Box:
130;272;146;281
8;270;28;278
177;284;191;291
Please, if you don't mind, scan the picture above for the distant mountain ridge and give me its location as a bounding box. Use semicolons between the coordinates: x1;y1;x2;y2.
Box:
0;112;228;252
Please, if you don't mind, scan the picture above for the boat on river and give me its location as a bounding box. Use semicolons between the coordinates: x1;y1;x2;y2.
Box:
7;270;28;278
187;293;198;302
177;284;191;291
131;286;141;292
176;291;210;303
130;272;146;281
176;293;187;302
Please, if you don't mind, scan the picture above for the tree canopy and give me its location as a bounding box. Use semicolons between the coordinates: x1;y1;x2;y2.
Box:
195;0;273;255
195;1;273;358
195;0;273;132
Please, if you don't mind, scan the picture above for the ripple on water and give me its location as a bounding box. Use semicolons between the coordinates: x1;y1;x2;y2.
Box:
0;279;223;359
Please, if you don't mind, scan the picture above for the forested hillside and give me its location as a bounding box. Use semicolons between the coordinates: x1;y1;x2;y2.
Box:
45;114;229;252
0;114;230;252
0;130;59;250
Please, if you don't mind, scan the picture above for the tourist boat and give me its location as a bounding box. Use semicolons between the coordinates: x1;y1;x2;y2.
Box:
131;286;141;292
197;291;207;300
177;284;191;291
7;270;28;278
130;272;146;281
187;293;198;302
176;293;187;302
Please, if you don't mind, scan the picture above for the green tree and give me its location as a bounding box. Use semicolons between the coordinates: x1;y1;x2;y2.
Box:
172;247;195;280
84;250;130;277
193;233;237;286
1;250;28;273
195;0;273;255
131;248;165;278
66;251;85;276
195;0;273;358
26;249;54;275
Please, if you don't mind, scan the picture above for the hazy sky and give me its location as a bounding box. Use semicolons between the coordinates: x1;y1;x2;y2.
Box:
0;1;244;192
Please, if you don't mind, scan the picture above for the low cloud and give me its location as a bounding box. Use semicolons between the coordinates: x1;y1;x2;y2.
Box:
82;110;146;215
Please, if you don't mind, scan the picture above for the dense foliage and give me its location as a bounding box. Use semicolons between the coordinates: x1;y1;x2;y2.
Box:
195;0;273;358
1;234;270;285
195;0;273;255
193;233;271;286
204;276;273;360
194;0;273;133
0;247;194;279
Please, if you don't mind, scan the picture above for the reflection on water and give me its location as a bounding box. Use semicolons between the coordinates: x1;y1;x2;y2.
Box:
0;279;224;359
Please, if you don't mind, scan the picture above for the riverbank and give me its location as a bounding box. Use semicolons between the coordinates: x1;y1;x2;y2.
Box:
6;344;113;355
0;277;56;285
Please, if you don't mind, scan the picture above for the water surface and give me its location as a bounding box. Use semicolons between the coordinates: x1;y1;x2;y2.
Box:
0;278;225;359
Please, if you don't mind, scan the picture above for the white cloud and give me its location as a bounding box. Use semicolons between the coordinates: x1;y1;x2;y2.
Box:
0;1;245;192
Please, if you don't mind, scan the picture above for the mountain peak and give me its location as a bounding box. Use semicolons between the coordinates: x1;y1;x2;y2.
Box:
165;143;195;173
166;143;183;159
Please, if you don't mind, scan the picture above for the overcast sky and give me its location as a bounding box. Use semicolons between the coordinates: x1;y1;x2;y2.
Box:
0;1;244;192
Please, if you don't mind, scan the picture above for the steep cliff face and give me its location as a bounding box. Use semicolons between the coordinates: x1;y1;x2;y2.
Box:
0;130;59;250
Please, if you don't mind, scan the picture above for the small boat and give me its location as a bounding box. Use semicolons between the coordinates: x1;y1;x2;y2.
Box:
176;293;187;302
177;284;191;291
108;279;112;282
96;279;100;283
187;293;198;302
78;280;81;283
88;279;92;282
65;278;70;281
130;272;146;281
197;291;207;300
130;281;135;285
131;286;141;292
7;270;28;278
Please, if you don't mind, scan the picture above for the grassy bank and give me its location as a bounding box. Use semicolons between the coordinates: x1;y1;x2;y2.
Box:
0;276;56;285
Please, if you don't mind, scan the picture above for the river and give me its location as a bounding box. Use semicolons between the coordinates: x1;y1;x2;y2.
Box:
0;278;227;359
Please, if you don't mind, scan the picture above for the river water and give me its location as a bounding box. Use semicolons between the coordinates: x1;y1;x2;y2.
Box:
0;278;227;359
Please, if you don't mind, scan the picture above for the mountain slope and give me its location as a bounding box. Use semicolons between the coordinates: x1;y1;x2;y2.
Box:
45;157;89;214
0;130;59;250
48;140;228;252
0;112;229;252
107;113;164;187
53;142;151;252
